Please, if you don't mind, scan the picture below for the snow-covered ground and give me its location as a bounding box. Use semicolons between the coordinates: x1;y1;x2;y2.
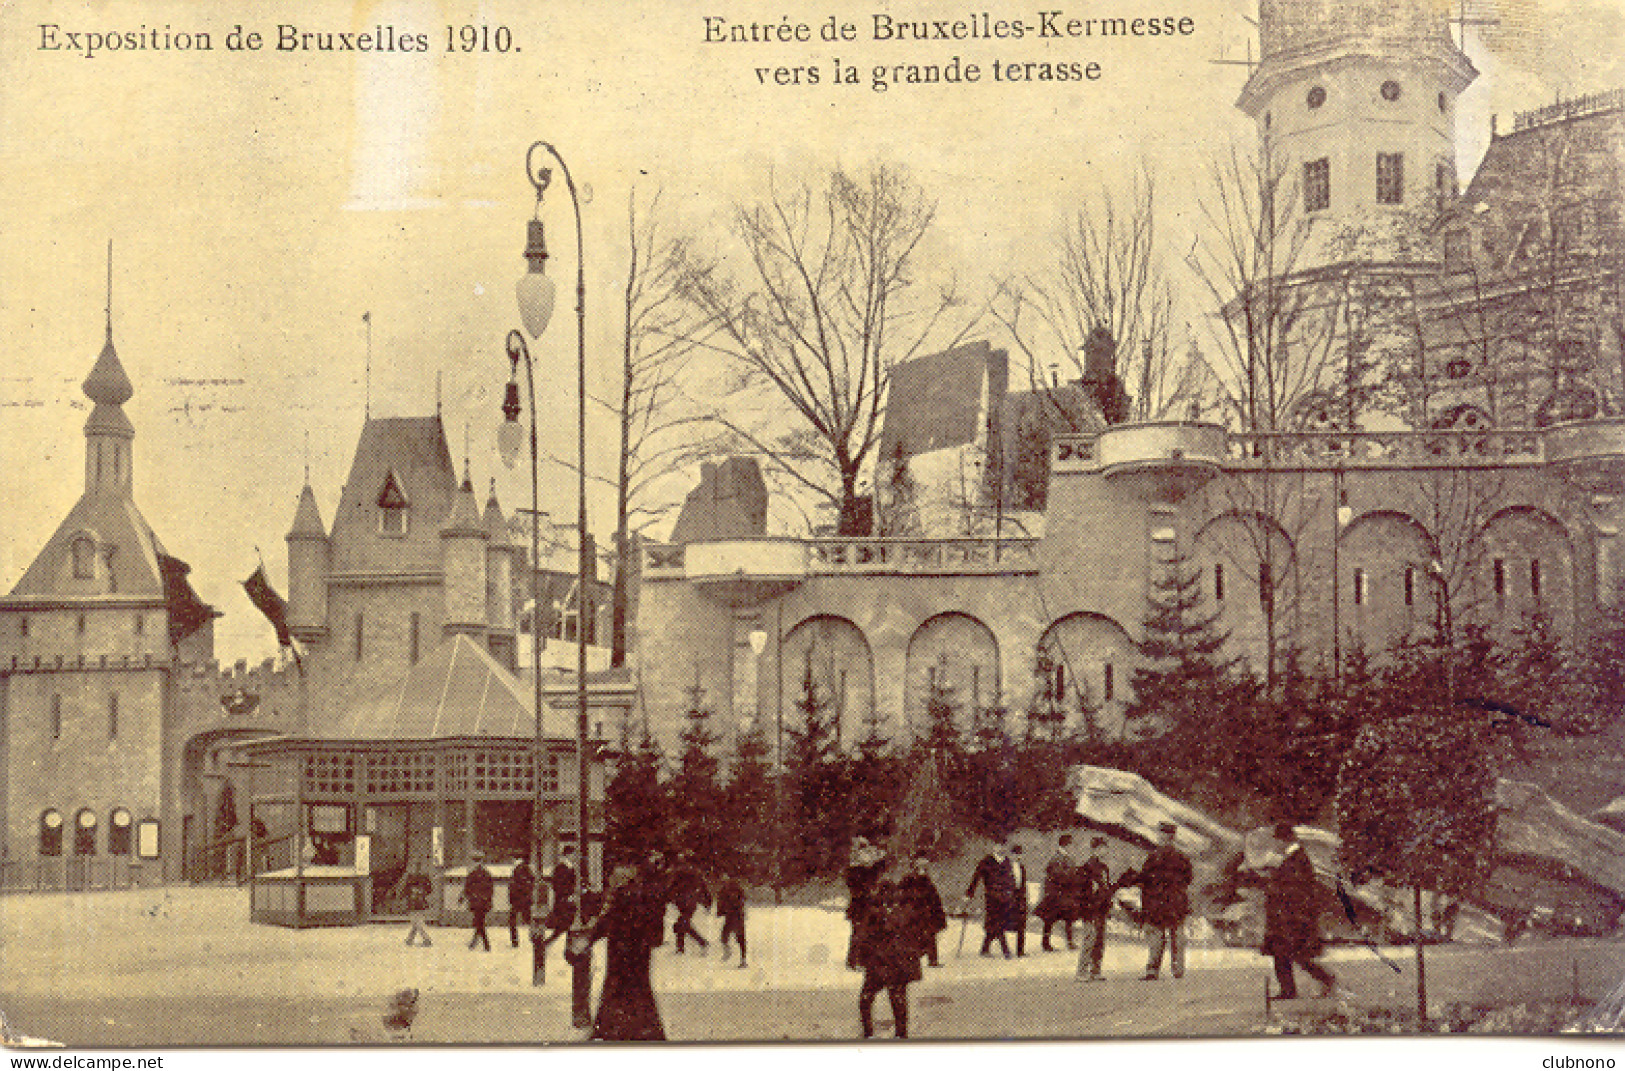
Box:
0;884;1377;1003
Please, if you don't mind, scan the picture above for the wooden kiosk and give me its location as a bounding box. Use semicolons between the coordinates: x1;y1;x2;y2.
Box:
237;635;623;928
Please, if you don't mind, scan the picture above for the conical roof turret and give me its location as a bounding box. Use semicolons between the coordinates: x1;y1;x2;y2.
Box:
441;465;487;537
288;482;327;540
483;480;509;545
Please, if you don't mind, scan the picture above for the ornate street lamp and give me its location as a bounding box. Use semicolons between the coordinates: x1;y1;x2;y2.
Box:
505;139;594;1029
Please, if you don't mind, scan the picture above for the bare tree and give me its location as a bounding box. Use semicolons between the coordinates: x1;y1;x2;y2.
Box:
1187;141;1348;433
608;188;727;664
993;167;1181;420
679;165;969;534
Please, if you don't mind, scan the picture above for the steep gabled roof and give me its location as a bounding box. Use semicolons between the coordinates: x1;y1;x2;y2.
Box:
328;416;457;574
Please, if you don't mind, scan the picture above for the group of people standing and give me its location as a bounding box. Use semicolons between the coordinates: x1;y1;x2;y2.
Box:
416;818;1341;1043
449;845;580;964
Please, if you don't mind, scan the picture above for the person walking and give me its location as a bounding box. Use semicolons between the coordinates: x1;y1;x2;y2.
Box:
898;854;948;967
588;863;666;1042
1037;833;1079;952
461;853;494;952
508;855;536;949
534;845;579;969
402;869;433;948
853;878;922;1039
964;840;1024;958
715;873;749;968
1263;822;1340;1000
1074;836;1114;980
668;854;712;955
844;837;887;969
1122;821;1192;980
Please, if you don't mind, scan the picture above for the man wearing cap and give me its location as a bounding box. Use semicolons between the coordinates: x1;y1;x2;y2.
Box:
1122;821;1192;980
1074;835;1114;980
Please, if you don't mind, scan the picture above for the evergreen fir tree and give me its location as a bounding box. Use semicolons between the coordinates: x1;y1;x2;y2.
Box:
1125;551;1257;795
721;716;774;882
785;668;849;877
669;683;725;868
605;715;668;869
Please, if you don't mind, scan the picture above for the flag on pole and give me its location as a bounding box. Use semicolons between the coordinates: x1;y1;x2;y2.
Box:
158;552;216;647
243;565;293;648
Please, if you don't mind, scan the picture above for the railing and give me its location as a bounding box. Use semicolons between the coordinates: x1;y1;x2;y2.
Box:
1514;88;1625;133
806;538;1039;574
0;856;156;894
644;536;1040;579
1225;429;1545;469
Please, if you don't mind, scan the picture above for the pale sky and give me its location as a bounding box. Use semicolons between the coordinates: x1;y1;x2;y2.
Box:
2;0;1621;663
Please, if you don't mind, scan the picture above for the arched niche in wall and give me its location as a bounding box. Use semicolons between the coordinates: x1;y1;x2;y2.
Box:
1193;510;1301;674
903;611;1000;737
1033;611;1135;739
1339;510;1440;654
779;614;877;749
1467;505;1577;640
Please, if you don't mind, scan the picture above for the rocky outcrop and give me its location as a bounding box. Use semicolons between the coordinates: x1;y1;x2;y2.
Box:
1072;766;1625;945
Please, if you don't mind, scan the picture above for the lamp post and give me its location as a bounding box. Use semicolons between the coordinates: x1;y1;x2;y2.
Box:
503;139;593;1030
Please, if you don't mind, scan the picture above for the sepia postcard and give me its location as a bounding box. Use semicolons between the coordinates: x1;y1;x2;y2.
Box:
2;0;1624;1054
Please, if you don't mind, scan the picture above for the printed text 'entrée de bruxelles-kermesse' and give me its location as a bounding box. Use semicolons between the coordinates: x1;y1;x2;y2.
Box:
703;12;1198;44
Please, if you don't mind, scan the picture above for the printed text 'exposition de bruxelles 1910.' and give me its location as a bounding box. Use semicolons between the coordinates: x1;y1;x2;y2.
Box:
34;24;531;59
703;12;1197;44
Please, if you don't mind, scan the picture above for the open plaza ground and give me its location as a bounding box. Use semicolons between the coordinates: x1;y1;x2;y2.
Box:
2;885;1623;1046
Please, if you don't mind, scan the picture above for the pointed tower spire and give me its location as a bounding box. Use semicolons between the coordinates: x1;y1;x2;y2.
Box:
83;241;135;495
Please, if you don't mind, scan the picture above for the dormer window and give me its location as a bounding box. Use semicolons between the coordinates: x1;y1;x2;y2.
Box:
72;534;97;579
377;471;410;537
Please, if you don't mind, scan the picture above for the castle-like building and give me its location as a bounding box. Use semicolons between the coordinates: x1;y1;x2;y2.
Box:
0;312;612;892
634;0;1625;752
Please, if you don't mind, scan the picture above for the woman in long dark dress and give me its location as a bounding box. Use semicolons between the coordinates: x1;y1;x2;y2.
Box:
588;864;666;1041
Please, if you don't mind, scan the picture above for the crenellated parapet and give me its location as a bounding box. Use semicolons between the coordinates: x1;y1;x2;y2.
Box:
168;655;307;735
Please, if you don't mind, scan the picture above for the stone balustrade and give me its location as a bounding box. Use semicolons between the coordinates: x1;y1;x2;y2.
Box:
643;536;1040;581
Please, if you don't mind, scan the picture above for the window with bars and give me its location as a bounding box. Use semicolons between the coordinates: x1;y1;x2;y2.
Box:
1213;563;1225;602
1304;158;1330;213
1353;568;1367;606
1102;663;1114;704
1530;559;1543;603
304;753;358;795
51;695;62;741
366;752;437;795
40;810;63;856
470;749;533;794
108;694;118;741
74;809;98;856
1405;566;1416;607
1493;558;1506;602
1377;153;1404;204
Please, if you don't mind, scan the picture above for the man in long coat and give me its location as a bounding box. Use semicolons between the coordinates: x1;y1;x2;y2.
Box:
508;855;536;949
853;878;923;1038
1037;833;1080;952
1264;822;1339;999
965;840;1025;958
1122;821;1192;980
898;854;948;967
460;853;494;952
1074;835;1114;980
